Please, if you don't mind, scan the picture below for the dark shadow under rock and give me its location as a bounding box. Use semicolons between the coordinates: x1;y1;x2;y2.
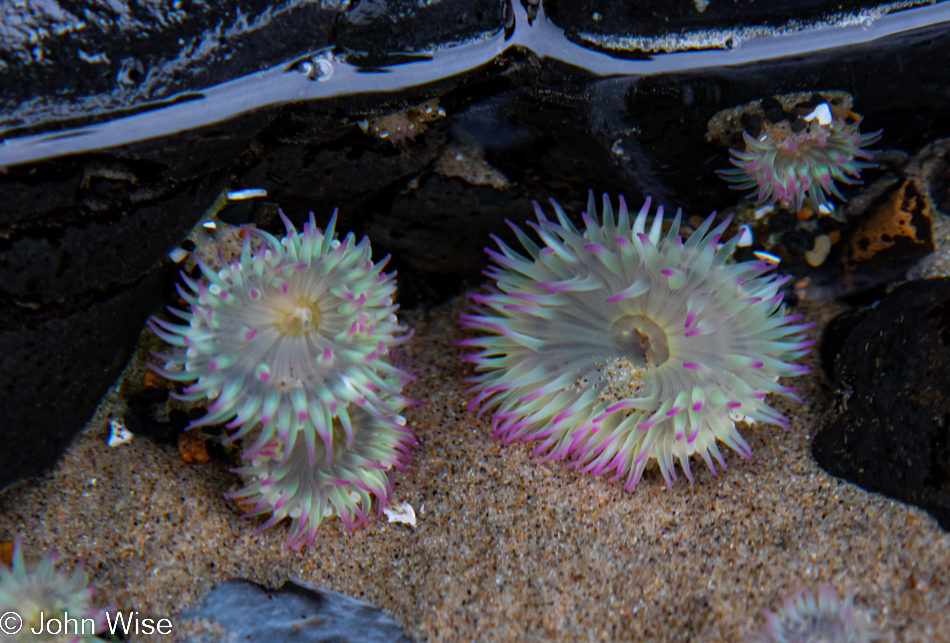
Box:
0;272;164;488
178;579;414;643
813;278;950;530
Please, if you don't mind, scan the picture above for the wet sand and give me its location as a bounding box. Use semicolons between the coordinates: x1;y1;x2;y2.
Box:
1;295;948;642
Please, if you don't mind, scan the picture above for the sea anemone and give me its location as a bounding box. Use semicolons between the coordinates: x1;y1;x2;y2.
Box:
148;210;414;460
227;369;416;550
459;192;813;488
0;540;108;642
718;102;881;211
745;584;877;643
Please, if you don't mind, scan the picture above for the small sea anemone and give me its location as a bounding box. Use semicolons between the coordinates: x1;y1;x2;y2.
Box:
745;584;877;643
0;540;107;642
459;192;813;488
718;102;881;211
148;211;414;459
227;368;417;550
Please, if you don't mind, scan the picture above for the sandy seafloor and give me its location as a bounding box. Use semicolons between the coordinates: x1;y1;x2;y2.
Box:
1;294;949;643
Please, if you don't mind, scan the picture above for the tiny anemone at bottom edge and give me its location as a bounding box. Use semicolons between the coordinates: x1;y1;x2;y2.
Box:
0;540;109;642
745;584;878;643
458;191;814;489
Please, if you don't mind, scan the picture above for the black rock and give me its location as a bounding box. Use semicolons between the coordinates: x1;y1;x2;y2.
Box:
818;308;870;383
546;0;929;54
1;1;507;135
0;273;163;489
179;579;415;643
813;278;950;531
0;152;230;487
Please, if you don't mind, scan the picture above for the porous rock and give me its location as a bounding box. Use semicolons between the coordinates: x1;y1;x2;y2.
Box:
813;278;950;530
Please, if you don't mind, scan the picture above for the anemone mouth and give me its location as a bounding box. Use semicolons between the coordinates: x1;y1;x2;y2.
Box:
272;296;322;337
569;314;669;405
609;314;670;368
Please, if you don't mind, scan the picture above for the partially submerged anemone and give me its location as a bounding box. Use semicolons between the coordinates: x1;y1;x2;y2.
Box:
745;584;877;643
459;192;813;488
718;102;881;211
229;372;416;550
149;211;417;544
0;540;108;642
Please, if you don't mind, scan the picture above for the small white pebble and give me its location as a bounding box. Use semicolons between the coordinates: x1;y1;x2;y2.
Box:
107;419;133;447
803;102;833;125
753;250;782;265
383;501;417;527
167;247;189;263
736;224;753;247
227;188;268;201
753;204;774;220
202;220;217;229
805;234;833;267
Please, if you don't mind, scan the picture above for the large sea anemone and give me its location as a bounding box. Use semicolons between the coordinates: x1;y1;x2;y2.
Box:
745;584;877;643
459;192;813;488
718;103;881;211
0;540;108;642
149;211;414;460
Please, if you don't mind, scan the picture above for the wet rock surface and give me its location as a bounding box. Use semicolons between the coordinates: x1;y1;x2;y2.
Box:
0;0;508;134
814;278;950;531
179;579;414;643
546;0;935;53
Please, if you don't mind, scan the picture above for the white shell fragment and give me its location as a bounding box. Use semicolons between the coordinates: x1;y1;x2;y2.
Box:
383;501;417;527
753;250;782;265
736;224;754;247
805;234;833;267
168;247;189;263
227;188;268;201
107;418;134;447
804;102;833;126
